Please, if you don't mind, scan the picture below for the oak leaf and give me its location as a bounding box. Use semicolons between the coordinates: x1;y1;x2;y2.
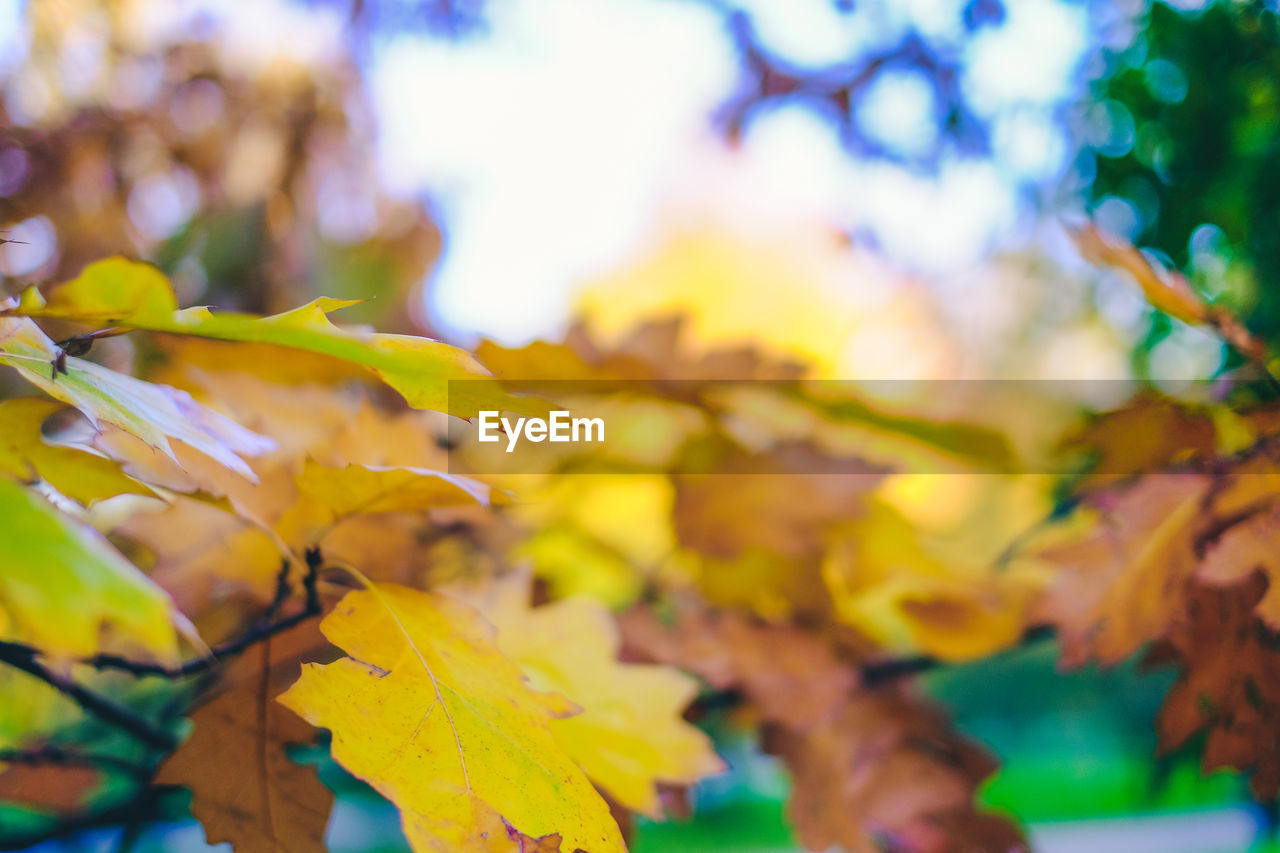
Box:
0;477;186;660
0;398;149;504
0;310;274;481
278;584;626;853
621;604;856;730
10;258;516;417
157;641;334;852
1031;474;1211;666
1151;574;1280;800
452;572;724;817
765;687;1025;853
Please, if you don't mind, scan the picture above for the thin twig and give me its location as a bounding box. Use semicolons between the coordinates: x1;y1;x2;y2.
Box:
0;746;149;779
0;786;165;851
0;553;324;753
0;642;177;751
84;551;323;679
861;625;1056;688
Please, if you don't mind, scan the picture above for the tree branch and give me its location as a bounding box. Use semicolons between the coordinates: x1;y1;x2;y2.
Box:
0;746;149;780
860;625;1056;688
83;548;324;679
0;642;177;751
0;786;166;852
0;550;325;753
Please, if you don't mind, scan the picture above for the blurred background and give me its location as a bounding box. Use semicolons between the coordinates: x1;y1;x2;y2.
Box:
3;0;1280;850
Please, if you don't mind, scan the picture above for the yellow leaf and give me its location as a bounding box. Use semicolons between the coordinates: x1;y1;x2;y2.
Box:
0;311;274;481
12;258;522;417
273;462;492;551
823;498;1042;662
278;584;626;853
0;477;184;660
453;572;724;817
0;398;151;504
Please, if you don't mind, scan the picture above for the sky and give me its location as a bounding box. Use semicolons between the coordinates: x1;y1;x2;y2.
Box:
368;0;1092;343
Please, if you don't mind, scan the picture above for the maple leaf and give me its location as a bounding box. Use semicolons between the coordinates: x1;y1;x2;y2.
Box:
764;686;1025;853
8;257;521;417
1151;574;1280;800
451;571;725;817
0;477;187;660
278;584;626;853
0;398;150;505
157;641;334;852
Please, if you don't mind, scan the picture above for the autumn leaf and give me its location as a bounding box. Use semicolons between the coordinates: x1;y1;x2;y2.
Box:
672;440;884;561
278;584;626;853
1072;223;1264;361
823;499;1042;662
1031;474;1211;666
0;758;98;815
764;687;1026;853
157;642;333;852
0;398;150;505
1198;502;1280;630
1062;391;1218;487
621;603;856;731
0;477;186;660
0;309;274;481
273;462;493;551
451;571;724;817
8;257;521;417
1151;574;1280;801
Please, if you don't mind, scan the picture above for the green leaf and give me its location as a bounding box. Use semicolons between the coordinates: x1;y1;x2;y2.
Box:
12;258;519;418
0;311;274;481
0;477;184;660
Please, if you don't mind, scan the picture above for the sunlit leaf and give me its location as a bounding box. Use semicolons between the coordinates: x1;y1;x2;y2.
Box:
278;584;626;853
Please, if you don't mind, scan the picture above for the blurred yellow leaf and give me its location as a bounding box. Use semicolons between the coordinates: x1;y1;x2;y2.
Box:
0;398;150;504
0;477;185;660
453;571;724;817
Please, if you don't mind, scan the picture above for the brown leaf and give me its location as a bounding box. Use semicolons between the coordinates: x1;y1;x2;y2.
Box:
156;641;333;852
1198;503;1280;629
672;441;884;561
621;603;856;730
765;686;1025;853
1063;392;1217;488
0;761;98;814
1152;574;1280;801
1032;474;1211;666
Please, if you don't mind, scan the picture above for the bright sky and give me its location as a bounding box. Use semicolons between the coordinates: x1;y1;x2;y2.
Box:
0;0;1097;348
369;0;1091;344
